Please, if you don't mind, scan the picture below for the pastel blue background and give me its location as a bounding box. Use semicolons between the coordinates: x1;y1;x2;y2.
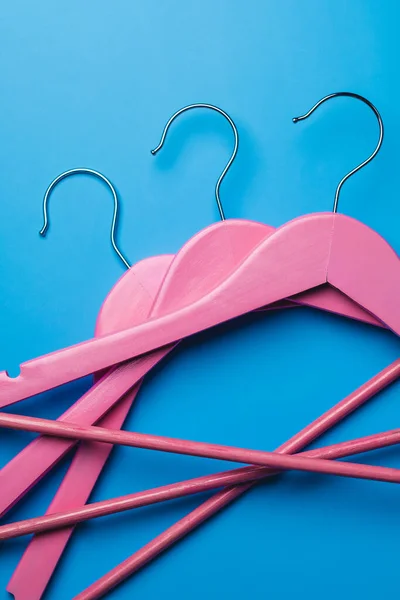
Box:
0;1;399;598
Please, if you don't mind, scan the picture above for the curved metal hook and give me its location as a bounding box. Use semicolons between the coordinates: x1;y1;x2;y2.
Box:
40;168;130;269
292;92;384;213
151;103;239;220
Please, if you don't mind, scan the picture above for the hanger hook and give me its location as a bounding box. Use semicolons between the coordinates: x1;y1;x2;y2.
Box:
40;167;130;269
292;92;384;213
151;103;239;220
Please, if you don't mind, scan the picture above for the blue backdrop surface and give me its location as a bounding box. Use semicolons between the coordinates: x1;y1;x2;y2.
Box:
0;1;400;598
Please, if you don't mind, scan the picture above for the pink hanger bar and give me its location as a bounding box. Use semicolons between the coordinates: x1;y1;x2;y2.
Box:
70;357;400;600
7;359;399;600
2;422;400;543
2;409;400;484
0;426;399;542
1;356;398;531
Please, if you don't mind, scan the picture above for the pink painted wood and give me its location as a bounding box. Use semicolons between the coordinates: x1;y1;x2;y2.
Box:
2;411;400;484
0;220;265;520
0;213;392;408
2;238;289;600
1;223;297;598
0;205;396;596
0;218;386;521
5;254;174;600
69;359;399;600
3;359;398;600
1;426;399;542
0;212;396;600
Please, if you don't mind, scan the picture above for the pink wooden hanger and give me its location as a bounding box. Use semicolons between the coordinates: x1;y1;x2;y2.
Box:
3;94;400;600
0;196;394;407
0;95;391;409
0;110;382;600
0;99;385;406
1;200;391;395
68;92;400;599
1;99;392;599
0;101;386;525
